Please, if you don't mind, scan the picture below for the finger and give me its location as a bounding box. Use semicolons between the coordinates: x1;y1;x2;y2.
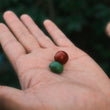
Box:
0;23;25;71
20;14;55;48
43;19;74;47
3;11;39;53
106;22;110;37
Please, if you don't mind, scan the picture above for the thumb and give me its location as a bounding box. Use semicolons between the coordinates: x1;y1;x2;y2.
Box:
0;86;24;110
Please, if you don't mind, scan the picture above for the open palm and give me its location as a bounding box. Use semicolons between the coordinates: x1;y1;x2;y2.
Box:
0;11;110;110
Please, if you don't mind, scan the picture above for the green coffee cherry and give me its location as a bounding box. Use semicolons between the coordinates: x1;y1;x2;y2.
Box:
49;61;63;73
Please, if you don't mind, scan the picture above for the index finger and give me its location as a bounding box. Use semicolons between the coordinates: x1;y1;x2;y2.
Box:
43;20;74;47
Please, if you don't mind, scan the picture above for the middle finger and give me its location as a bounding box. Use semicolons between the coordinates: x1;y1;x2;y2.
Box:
3;11;39;53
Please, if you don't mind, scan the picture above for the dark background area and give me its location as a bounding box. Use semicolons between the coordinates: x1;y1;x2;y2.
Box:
0;0;110;89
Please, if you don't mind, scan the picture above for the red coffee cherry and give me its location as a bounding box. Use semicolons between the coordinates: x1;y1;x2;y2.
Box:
54;51;69;64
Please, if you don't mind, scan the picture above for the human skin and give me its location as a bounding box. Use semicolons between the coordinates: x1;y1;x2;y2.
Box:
0;11;110;110
106;22;110;37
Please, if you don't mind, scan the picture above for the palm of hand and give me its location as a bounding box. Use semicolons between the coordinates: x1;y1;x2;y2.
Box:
16;47;109;110
0;11;110;110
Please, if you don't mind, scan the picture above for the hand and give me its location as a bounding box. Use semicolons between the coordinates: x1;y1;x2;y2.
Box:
0;11;110;110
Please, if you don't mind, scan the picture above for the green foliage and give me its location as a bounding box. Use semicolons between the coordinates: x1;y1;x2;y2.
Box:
0;0;110;89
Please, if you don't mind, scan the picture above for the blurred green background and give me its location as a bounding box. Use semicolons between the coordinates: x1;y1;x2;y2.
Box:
0;0;110;89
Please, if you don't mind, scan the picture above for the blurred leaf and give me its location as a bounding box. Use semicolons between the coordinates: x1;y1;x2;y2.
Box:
11;0;19;4
0;0;10;8
67;15;86;32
